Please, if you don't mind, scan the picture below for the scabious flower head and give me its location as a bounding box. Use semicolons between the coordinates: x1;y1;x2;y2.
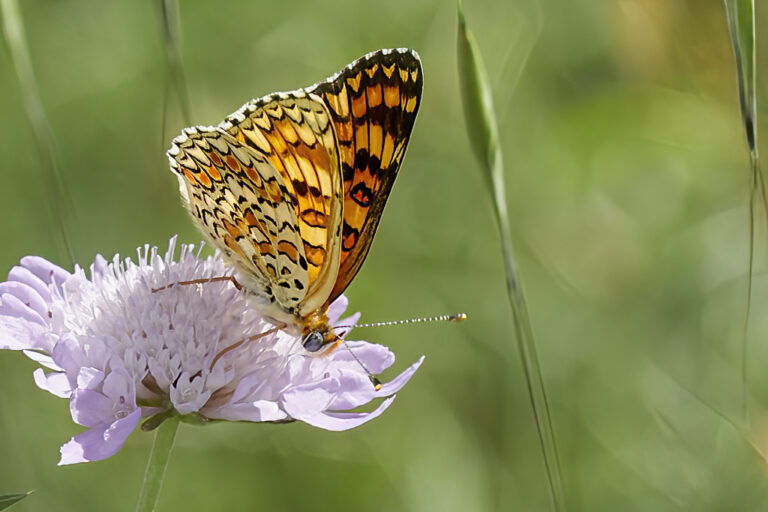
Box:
0;237;423;465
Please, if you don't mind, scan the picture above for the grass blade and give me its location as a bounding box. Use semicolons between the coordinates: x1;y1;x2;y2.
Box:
723;0;765;422
158;0;191;127
663;374;768;466
0;492;33;511
1;0;76;267
457;2;565;510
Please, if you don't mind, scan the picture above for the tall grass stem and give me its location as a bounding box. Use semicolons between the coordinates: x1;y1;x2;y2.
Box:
457;2;565;510
0;0;76;267
159;0;191;126
723;0;764;423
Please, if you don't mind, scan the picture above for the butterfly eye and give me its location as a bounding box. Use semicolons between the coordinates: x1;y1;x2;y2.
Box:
302;331;324;352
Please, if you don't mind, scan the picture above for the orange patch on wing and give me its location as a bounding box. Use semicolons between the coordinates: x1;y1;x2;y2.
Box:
265;131;288;154
366;84;382;107
405;96;418;113
277;120;299;145
225;155;240;171
369;124;383;157
351;94;367;118
303;243;326;267
223;219;241;239
265;179;283;203
256;241;275;257
277;241;299;263
381;134;395;169
300;209;327;227
183;169;197;185
383;85;400;107
207;165;222;181
295;143;330;174
196;171;212;188
335;117;354;142
209;152;222;167
244;210;259;226
355;123;368;149
223;234;247;260
342;232;357;251
266;154;286;174
245;167;261;183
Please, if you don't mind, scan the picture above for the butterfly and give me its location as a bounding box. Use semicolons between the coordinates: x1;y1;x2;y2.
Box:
166;48;422;353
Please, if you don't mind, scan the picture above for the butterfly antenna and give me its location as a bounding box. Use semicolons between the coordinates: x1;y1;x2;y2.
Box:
333;313;466;389
338;313;467;330
339;338;383;390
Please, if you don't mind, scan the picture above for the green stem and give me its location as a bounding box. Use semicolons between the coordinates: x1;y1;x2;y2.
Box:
135;416;180;512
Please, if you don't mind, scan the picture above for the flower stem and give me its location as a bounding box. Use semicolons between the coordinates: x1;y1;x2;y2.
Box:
135;416;180;512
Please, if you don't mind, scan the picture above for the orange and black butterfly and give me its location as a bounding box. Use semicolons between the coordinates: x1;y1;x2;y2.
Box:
167;48;422;352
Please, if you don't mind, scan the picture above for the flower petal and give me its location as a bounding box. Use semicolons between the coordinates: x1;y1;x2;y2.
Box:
0;292;45;327
24;349;61;371
33;368;71;398
328;370;375;410
326;295;349;324
0;314;48;351
70;388;115;427
330;341;395;375
207;400;286;422
58;408;141;465
375;356;425;398
8;265;53;303
280;377;340;420
20;256;70;291
302;396;397;431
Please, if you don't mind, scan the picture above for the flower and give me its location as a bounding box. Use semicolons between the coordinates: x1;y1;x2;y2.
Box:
0;237;423;465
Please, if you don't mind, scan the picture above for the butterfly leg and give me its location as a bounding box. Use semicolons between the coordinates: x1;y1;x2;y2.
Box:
208;323;287;370
152;275;243;293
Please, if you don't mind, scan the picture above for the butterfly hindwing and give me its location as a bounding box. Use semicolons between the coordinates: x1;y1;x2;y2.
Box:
167;93;343;324
307;48;423;305
220;92;343;317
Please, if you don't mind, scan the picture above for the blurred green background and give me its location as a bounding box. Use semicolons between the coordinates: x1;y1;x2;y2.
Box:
2;0;768;510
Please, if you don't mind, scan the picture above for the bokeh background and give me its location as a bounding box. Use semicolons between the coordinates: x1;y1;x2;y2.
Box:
2;0;768;510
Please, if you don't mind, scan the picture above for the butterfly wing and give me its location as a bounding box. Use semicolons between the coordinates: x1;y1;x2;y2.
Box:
167;92;343;325
307;48;423;305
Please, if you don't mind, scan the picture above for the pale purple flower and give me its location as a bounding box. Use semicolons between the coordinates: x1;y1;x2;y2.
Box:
0;237;423;465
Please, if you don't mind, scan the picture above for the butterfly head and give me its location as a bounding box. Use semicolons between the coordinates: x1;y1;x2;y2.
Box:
301;327;340;353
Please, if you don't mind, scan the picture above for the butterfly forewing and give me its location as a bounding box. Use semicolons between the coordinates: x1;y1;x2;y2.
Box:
307;48;423;305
